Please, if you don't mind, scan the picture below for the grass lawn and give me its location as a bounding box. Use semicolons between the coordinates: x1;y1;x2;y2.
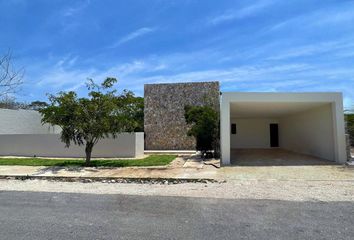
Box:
0;155;176;167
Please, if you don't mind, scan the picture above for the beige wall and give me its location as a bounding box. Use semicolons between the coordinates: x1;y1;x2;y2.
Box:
0;133;144;158
230;118;278;148
0;109;60;134
279;104;334;161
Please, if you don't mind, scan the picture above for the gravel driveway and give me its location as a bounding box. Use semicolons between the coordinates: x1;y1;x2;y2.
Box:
1;178;354;202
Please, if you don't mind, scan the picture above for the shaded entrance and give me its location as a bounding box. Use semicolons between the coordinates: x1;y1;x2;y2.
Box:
229;101;338;165
269;123;279;148
221;92;347;165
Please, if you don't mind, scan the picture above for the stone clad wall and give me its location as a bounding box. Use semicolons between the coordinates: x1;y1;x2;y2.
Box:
144;82;220;150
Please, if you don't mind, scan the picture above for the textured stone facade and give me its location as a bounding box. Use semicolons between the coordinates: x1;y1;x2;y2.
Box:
144;82;220;150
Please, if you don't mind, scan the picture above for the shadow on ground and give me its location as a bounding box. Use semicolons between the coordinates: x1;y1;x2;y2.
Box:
34;166;100;175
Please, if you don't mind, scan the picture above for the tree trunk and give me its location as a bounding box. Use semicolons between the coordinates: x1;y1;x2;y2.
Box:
85;142;93;166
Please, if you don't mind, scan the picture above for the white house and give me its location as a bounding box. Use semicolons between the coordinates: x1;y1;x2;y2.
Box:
220;92;347;165
0;82;349;164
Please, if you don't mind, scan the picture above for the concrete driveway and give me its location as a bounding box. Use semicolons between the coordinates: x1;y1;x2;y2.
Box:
230;148;337;166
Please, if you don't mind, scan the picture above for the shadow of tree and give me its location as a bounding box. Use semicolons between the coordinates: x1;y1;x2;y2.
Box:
34;166;100;175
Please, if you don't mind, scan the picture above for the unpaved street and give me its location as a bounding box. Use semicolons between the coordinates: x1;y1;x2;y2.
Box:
1;178;354;202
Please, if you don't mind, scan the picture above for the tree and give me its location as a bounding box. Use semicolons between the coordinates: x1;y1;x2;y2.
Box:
345;113;354;147
184;105;219;158
0;96;29;109
0;96;17;109
0;50;24;97
116;93;144;132
40;78;140;166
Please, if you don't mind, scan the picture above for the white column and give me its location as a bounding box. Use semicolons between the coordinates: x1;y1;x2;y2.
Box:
332;98;347;163
220;96;231;165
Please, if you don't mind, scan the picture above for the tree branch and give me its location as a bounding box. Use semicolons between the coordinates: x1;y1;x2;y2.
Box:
0;50;24;97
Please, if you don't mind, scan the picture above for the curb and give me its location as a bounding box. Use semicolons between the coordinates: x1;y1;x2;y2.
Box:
0;175;224;184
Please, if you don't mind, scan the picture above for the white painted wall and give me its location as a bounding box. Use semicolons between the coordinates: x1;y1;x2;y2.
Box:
135;132;145;157
0;109;60;134
230;118;278;148
0;133;144;158
279;104;334;161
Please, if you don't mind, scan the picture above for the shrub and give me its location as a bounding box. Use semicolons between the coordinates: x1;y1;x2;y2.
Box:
184;105;219;158
345;114;354;146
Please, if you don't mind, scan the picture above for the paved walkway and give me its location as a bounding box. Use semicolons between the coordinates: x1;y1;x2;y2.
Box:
0;157;353;181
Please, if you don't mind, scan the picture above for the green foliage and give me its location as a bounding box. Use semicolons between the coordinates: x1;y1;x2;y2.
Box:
0;155;176;167
40;77;142;165
345;114;354;146
184;105;219;157
116;91;144;132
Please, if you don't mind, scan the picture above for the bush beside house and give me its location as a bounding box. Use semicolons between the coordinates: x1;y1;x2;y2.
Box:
345;114;354;146
184;105;219;158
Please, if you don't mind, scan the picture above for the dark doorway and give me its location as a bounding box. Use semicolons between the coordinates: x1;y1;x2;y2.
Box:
270;123;279;147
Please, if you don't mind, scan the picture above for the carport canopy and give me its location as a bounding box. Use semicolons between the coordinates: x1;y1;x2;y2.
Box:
220;92;347;165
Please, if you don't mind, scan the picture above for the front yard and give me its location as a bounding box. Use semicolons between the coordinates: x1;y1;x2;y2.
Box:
0;155;176;167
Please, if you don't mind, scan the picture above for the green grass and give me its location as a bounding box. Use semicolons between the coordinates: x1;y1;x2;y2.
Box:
0;155;176;167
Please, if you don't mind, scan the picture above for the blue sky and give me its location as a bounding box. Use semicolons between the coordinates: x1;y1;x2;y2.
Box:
0;0;354;108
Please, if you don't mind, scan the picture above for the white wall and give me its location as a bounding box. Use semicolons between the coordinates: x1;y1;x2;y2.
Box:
0;109;60;134
0;133;144;158
279;104;334;161
230;118;278;148
135;132;145;157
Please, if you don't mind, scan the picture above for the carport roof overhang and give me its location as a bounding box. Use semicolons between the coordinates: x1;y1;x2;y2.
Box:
222;92;343;103
219;92;347;165
230;102;330;118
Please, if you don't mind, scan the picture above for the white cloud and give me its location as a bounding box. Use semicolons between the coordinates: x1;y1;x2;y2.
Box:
269;5;354;32
26;44;354;108
34;57;167;93
134;63;313;86
208;0;275;25
110;27;156;48
311;8;354;26
62;0;91;17
267;40;354;60
36;66;95;89
33;49;354;93
54;55;79;68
